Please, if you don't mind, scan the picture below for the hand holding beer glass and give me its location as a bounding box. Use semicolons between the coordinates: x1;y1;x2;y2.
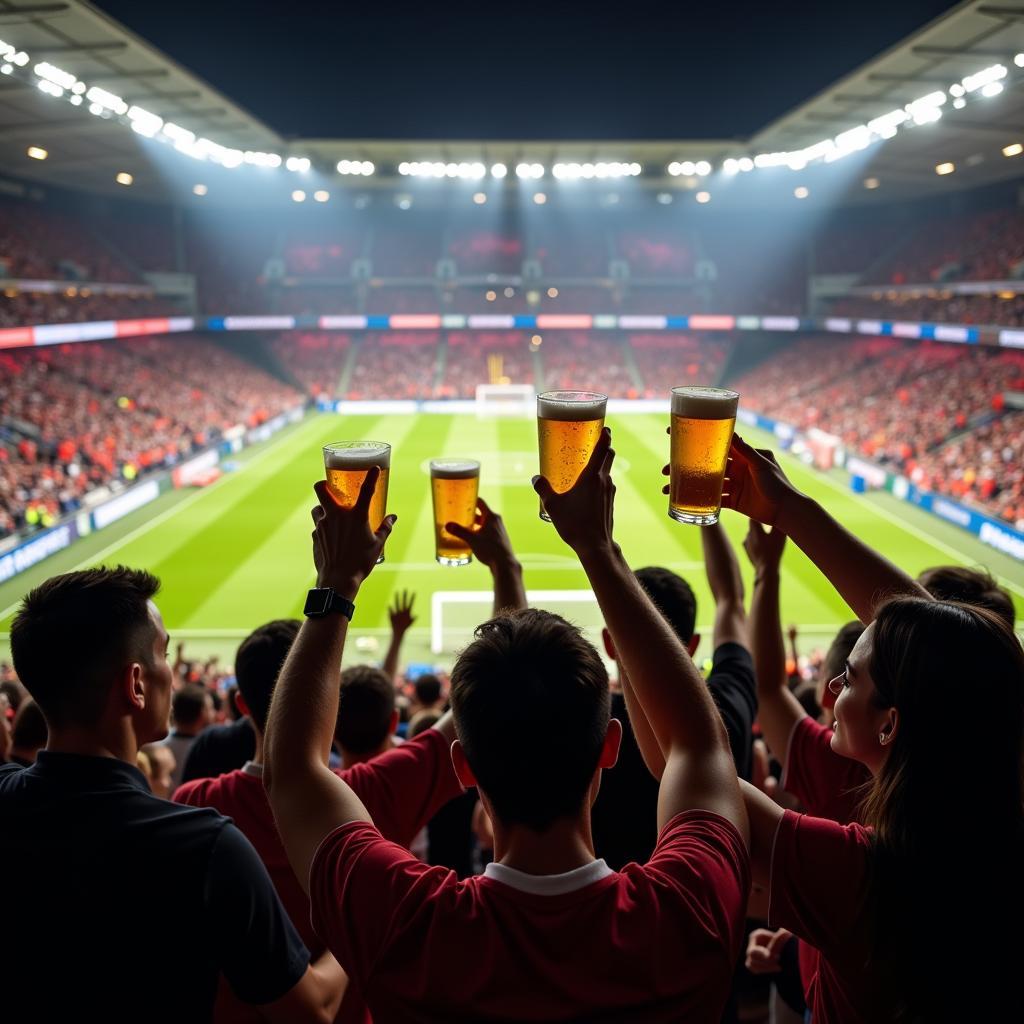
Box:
536;391;607;522
430;459;480;565
668;387;738;525
323;441;391;563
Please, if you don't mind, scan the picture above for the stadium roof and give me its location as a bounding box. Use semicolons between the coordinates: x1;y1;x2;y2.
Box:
1;0;1023;204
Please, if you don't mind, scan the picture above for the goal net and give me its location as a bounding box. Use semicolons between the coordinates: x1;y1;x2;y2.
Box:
475;383;535;417
431;589;605;655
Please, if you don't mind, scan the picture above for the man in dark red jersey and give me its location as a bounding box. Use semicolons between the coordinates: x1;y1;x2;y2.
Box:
265;429;750;1023
176;617;465;1024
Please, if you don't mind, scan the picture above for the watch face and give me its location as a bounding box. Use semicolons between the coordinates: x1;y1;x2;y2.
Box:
304;589;332;616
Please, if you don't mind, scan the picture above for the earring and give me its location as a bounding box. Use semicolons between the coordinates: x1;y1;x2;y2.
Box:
879;732;887;745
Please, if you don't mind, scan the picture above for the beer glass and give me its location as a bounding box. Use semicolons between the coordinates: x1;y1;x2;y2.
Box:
668;387;738;525
323;441;391;563
430;459;480;566
536;391;607;522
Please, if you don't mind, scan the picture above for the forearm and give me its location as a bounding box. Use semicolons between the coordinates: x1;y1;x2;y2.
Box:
580;542;724;755
490;557;526;616
618;667;667;780
266;616;348;778
309;950;347;1020
778;491;930;623
702;522;745;606
751;568;804;761
382;631;404;682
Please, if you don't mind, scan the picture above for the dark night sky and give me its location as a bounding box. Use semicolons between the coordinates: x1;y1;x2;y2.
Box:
92;0;962;140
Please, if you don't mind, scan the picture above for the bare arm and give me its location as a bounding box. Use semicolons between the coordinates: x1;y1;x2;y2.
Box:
382;590;416;682
724;435;931;623
743;521;806;765
265;471;396;892
258;953;347;1024
618;665;667;780
702;520;749;649
739;779;786;890
444;496;527;616
536;429;747;839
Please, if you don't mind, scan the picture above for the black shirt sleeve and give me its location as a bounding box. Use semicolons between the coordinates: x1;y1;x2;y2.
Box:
707;641;758;782
205;822;311;1005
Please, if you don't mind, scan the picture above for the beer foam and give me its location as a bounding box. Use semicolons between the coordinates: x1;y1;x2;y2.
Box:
323;442;391;470
670;386;738;419
537;391;607;421
430;459;480;479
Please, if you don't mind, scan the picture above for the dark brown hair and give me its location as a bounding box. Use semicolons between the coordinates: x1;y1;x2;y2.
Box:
335;665;395;754
917;565;1015;632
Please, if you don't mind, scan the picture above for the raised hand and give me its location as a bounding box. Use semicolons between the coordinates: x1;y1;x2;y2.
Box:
745;927;792;975
532;426;616;555
388;590;417;634
445;497;516;571
311;467;396;597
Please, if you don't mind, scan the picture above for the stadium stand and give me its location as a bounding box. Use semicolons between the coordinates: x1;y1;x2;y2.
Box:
346;332;440;400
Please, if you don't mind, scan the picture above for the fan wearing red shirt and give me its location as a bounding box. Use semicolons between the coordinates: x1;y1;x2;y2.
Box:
264;432;751;1023
706;435;1024;1023
174;619;465;1023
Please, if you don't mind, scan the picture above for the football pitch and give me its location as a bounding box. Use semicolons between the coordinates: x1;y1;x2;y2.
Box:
1;410;1022;667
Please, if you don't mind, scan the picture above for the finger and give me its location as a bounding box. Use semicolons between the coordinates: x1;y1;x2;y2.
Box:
311;506;325;525
476;496;493;518
581;427;612;478
662;484;669;495
767;931;792;957
661;463;669;477
600;443;616;476
665;426;670;435
314;479;333;509
445;521;472;541
355;466;380;515
747;519;765;540
532;474;555;503
374;512;397;544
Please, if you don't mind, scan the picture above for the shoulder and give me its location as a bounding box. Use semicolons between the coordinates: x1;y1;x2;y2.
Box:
710;642;755;679
775;809;872;866
0;761;25;790
639;809;750;893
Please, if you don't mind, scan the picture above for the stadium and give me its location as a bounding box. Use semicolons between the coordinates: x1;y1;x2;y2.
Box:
2;0;1024;1020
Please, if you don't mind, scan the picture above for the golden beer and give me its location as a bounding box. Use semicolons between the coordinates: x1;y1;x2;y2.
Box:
669;387;738;525
537;391;607;522
323;441;391;563
430;459;480;566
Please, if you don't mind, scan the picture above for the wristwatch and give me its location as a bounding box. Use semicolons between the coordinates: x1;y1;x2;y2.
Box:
303;588;356;621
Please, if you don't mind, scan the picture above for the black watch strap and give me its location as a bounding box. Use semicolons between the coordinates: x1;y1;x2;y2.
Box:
304;588;355;621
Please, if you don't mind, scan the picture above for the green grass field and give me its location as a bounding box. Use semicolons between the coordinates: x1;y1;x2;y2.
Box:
1;409;1022;667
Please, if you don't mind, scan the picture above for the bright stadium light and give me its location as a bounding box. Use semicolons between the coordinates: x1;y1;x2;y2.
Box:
1;65;12;75
953;97;967;109
1016;53;1024;67
935;162;955;175
26;146;47;160
962;64;1006;93
794;185;809;199
115;171;133;186
695;190;711;203
981;81;1004;98
694;160;712;176
398;162;410;175
285;156;310;172
193;183;208;195
738;157;754;172
490;163;507;178
1003;143;1023;157
473;191;487;204
291;189;307;202
722;158;739;174
314;189;329;202
533;191;547;204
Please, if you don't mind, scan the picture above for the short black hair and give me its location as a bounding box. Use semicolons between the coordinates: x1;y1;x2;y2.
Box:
917;565;1015;632
234;620;301;732
335;665;395;754
414;673;442;707
450;608;611;833
10;566;160;729
634;567;698;643
172;684;210;728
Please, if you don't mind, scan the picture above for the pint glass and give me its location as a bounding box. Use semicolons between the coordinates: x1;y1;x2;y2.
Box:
430;459;480;566
536;391;607;522
323;441;391;563
668;387;738;526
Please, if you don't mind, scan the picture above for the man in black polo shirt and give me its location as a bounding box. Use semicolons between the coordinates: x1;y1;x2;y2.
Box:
1;566;344;1023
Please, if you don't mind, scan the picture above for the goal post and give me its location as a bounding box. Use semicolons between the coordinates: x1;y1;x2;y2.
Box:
475;383;535;417
432;589;601;654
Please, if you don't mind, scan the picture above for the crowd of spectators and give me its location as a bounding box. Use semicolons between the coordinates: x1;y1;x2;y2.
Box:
0;290;179;328
439;332;535;398
270;332;351;397
0;336;301;538
345;333;440;400
447;231;523;274
630;333;729;397
537;332;636;397
831;292;1024;327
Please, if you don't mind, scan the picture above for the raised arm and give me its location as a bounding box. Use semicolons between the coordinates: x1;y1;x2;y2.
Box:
264;469;396;891
444;496;527;616
724;435;931;623
536;429;747;839
382;590;416;682
742;520;806;765
701;520;748;649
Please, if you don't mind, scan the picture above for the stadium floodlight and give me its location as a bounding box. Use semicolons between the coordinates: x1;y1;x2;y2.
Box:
490;163;507;178
906;90;946;125
34;61;77;91
398;162;410;175
794;185;809;199
695;190;711;204
630;162;641;175
667;162;680;175
285;156;310;172
679;160;696;175
243;151;281;168
88;102;103;116
473;191;487;204
1003;143;1023;157
445;162;459;178
115;171;133;186
1016;53;1024;67
694;160;712;176
949;83;965;98
953;97;967;109
533;192;547;204
86;85;128;115
722;158;739;175
37;79;62;98
935;162;955;175
193;183;208;196
738;156;754;172
291;189;306;201
314;189;329;202
0;65;11;75
981;81;1004;98
69;94;82;105
962;64;1006;94
128;105;163;138
26;146;47;161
